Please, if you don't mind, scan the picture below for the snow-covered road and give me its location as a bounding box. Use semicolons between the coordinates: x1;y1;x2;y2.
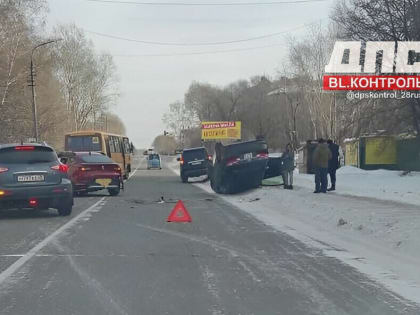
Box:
170;161;420;305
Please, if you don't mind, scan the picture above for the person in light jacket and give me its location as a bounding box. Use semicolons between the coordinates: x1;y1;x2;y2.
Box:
281;143;295;190
312;138;332;193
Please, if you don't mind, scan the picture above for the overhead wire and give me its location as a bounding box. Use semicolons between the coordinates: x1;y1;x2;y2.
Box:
102;20;325;57
84;19;323;46
86;0;328;6
112;42;286;57
84;22;316;46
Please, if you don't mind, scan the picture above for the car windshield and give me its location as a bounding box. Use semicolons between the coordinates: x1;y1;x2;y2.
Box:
79;154;114;163
183;149;206;161
149;154;159;160
0;147;56;164
66;135;102;152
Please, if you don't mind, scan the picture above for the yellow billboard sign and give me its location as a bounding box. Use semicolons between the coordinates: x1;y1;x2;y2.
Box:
345;141;359;167
365;137;397;165
201;121;241;140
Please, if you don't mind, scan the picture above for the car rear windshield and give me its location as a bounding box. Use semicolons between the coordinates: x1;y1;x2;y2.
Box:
0;147;57;164
183;149;206;161
149;154;159;159
66;135;102;152
79;154;114;163
223;141;268;159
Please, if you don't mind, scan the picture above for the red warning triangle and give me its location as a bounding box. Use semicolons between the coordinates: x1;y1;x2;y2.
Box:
167;200;192;222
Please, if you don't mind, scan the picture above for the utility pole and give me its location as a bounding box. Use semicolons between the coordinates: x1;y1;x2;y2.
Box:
29;39;62;142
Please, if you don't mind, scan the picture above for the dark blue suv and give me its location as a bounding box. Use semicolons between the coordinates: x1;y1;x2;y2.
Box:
0;144;73;216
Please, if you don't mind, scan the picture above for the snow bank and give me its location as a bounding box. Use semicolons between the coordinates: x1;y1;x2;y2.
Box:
295;167;420;207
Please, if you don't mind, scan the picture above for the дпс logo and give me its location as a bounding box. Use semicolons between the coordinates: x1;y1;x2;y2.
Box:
323;41;420;91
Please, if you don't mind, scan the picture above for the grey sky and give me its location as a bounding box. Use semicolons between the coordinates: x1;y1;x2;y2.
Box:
47;0;334;148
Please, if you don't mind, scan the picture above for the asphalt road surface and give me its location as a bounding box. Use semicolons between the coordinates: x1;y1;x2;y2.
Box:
0;157;419;315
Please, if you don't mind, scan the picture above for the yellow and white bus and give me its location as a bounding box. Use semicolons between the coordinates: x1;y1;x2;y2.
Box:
64;131;133;178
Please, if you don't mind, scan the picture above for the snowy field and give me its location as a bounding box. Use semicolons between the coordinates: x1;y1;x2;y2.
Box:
169;159;420;304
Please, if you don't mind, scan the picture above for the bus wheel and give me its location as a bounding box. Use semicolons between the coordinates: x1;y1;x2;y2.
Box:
108;186;120;196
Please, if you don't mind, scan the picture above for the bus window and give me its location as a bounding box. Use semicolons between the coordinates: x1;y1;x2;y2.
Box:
109;136;116;153
123;138;131;154
114;137;122;153
105;137;112;157
66;135;102;152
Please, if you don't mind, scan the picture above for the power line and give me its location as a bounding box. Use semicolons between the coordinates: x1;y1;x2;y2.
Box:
111;42;285;57
87;0;328;6
85;21;319;46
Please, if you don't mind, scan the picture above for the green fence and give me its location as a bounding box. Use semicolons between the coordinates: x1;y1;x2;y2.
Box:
397;138;420;171
343;136;420;171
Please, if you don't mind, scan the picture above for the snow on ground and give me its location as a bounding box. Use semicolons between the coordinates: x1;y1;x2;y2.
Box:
167;158;420;304
296;166;420;207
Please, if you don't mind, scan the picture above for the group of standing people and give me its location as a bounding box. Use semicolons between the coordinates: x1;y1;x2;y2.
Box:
280;139;340;193
312;138;340;193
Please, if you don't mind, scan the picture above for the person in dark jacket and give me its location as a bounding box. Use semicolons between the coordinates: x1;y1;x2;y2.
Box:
281;143;295;190
312;138;332;193
327;139;340;191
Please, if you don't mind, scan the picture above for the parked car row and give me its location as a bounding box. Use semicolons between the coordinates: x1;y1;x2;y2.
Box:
177;139;281;194
0;143;125;217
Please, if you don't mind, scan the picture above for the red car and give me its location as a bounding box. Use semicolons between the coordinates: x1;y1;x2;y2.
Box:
65;152;123;196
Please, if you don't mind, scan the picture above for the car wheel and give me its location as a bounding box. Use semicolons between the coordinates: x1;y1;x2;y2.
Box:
210;179;221;193
57;198;73;216
220;180;234;194
181;173;188;183
108;187;120;196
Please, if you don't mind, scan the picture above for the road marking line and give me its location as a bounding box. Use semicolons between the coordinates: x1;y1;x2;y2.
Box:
127;157;146;181
0;197;106;286
127;166;138;180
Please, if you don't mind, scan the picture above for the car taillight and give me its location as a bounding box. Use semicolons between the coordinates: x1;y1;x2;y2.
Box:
256;152;269;158
180;157;184;165
51;164;69;173
0;167;8;173
15;146;35;151
208;155;212;160
80;167;91;171
226;157;240;166
29;198;38;207
114;166;121;173
0;190;12;197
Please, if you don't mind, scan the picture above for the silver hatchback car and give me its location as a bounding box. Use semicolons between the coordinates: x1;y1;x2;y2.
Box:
0;143;73;216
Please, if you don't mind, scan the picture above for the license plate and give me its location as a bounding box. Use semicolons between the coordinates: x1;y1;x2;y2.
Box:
244;153;253;160
17;175;45;182
190;161;203;165
96;178;112;187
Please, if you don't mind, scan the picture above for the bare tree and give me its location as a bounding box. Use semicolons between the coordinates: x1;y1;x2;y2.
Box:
332;0;420;137
52;24;119;132
0;0;48;142
152;135;177;155
163;101;198;146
